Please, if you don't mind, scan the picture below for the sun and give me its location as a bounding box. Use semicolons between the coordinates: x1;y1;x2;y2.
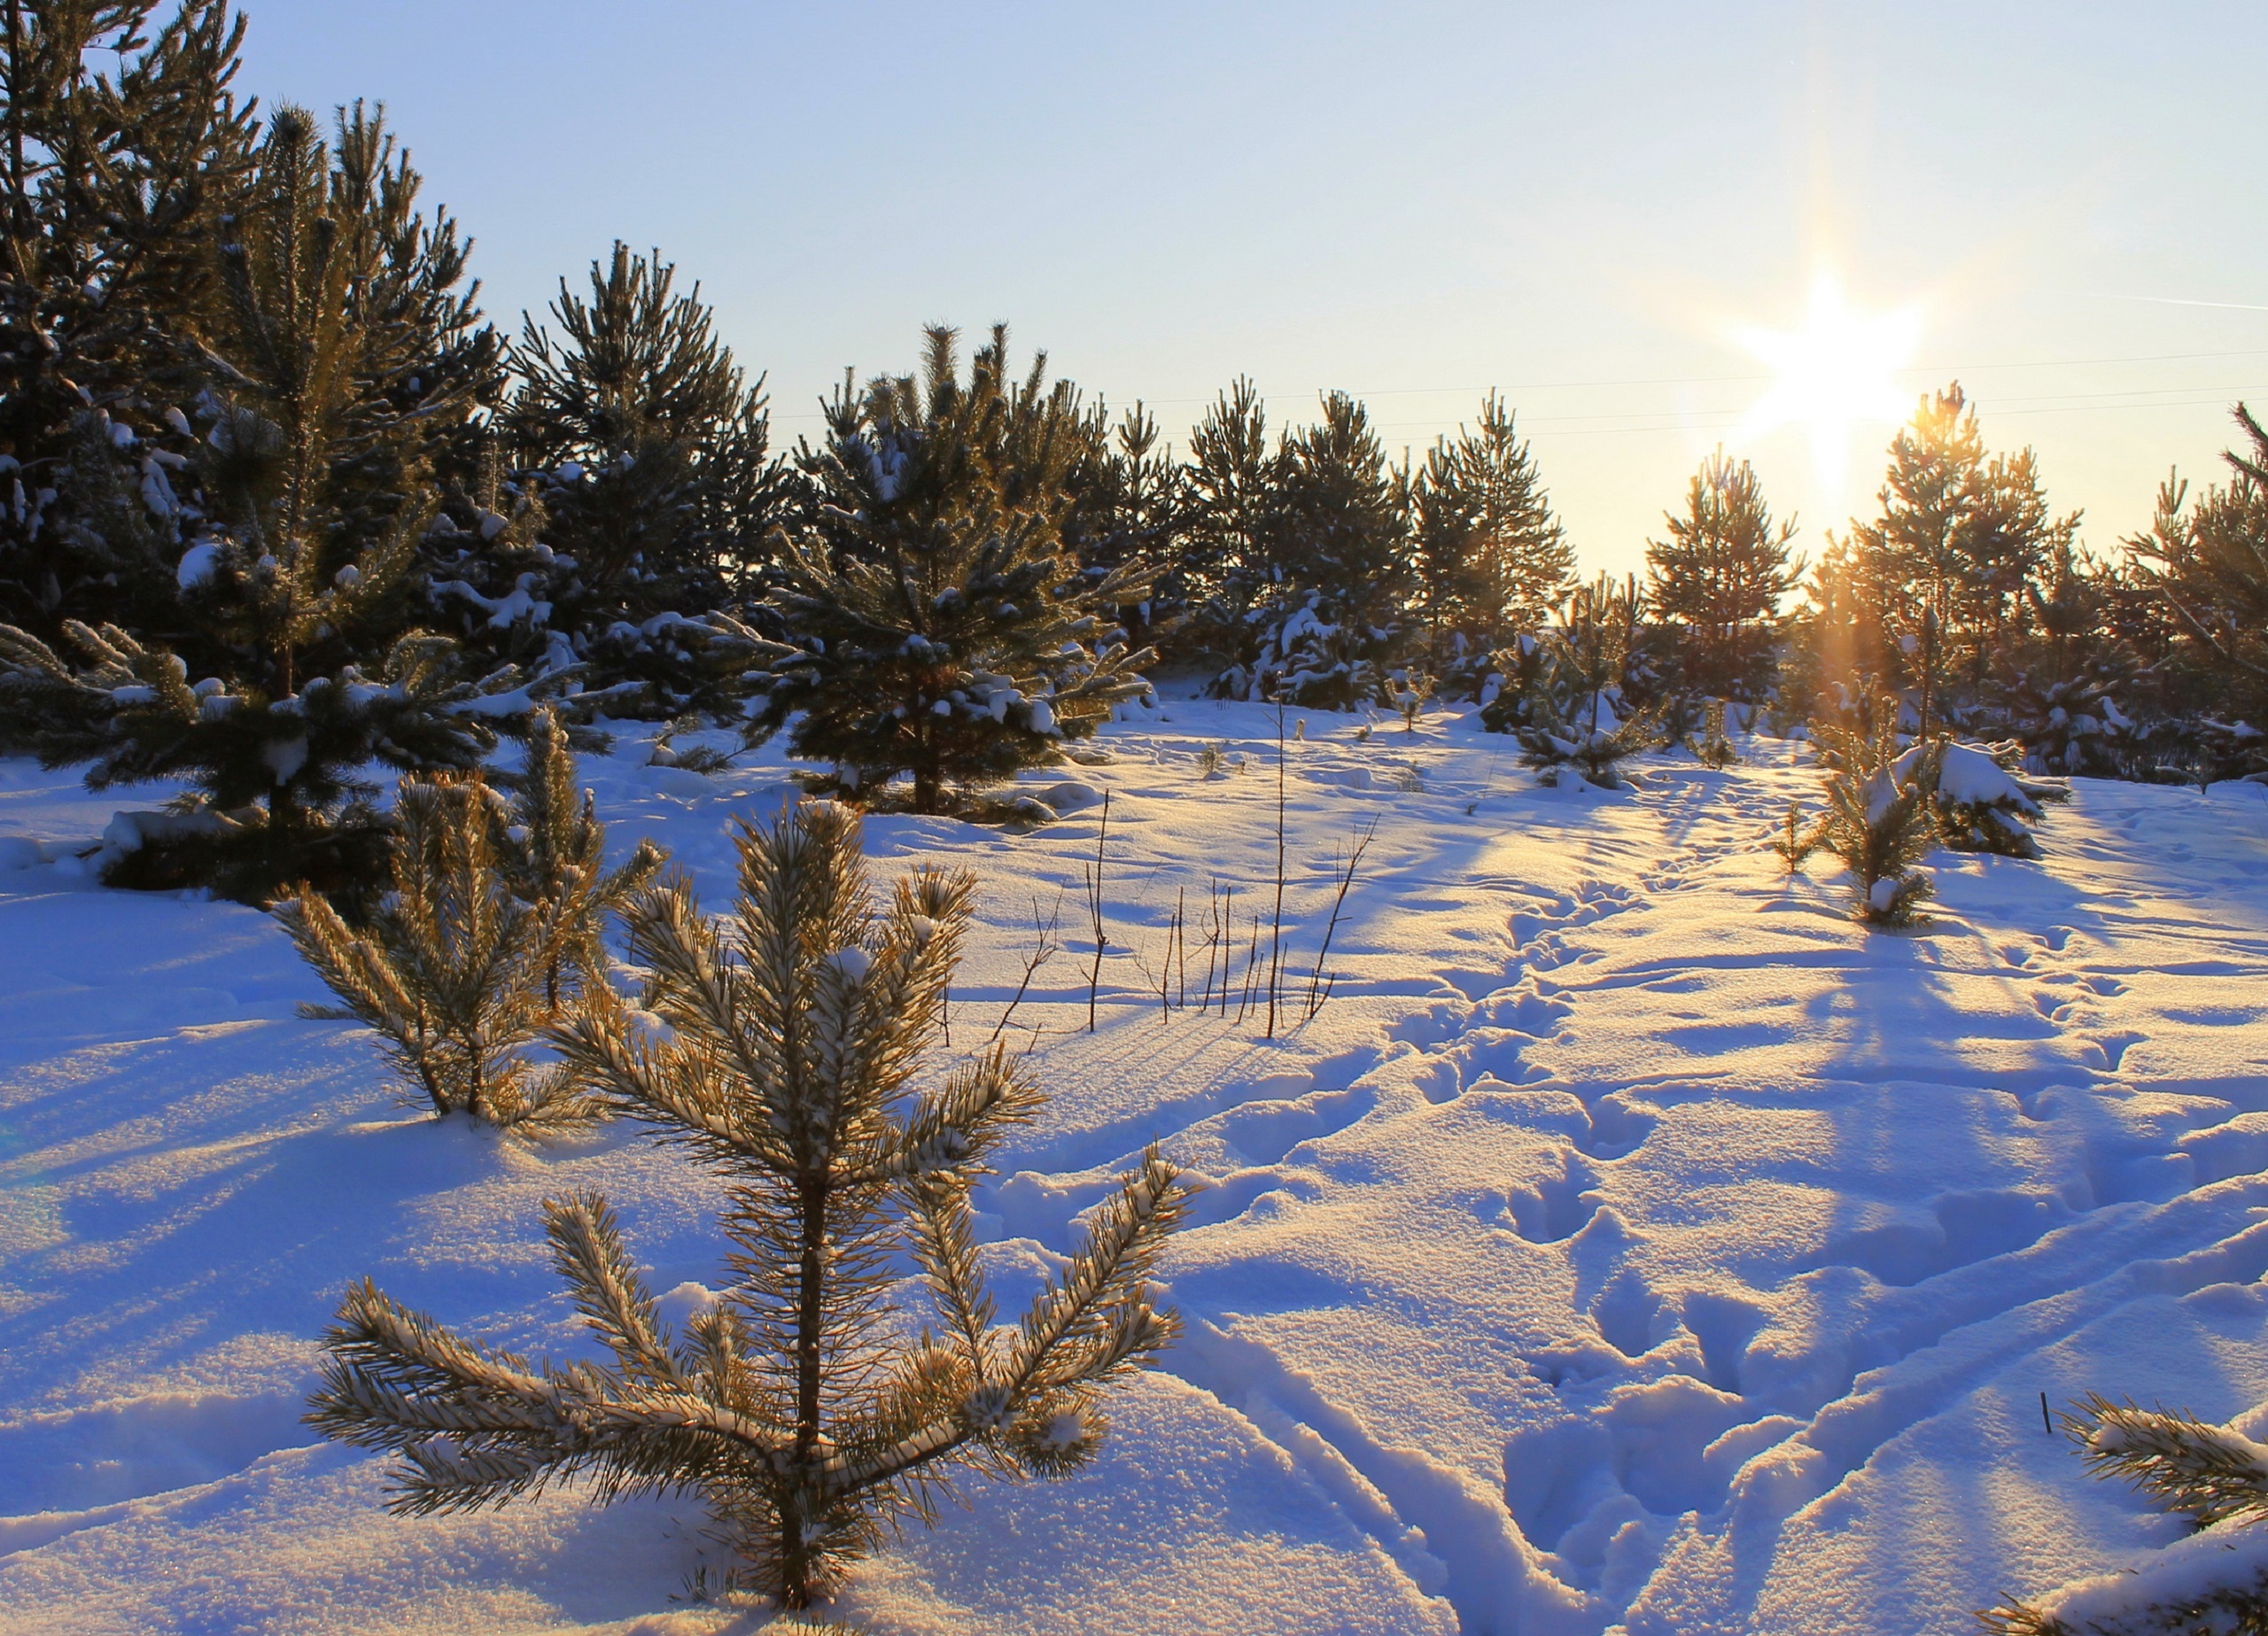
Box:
1734;274;1921;491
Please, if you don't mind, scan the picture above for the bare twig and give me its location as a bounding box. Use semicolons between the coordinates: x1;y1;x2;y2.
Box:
990;892;1064;1043
1083;789;1112;1033
1266;707;1288;1039
1304;818;1377;1020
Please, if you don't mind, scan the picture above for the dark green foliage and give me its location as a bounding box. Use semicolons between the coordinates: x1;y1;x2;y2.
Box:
1646;447;1801;701
1813;708;1942;927
0;105;520;902
1492;574;1665;787
2128;409;2268;690
0;618;519;902
0;0;258;639
1062;399;1187;650
1808;384;2077;736
1178;376;1275;652
749;326;1152;813
307;802;1186;1608
1410;393;1566;694
1242;392;1410;707
422;244;783;717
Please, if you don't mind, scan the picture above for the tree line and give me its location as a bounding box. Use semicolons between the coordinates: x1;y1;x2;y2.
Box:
2;2;2263;904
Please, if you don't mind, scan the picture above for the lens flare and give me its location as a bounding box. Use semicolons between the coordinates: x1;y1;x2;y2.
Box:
1735;274;1922;492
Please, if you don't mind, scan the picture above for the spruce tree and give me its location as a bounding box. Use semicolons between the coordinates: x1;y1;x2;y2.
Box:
750;326;1153;813
1645;447;1802;701
0;0;258;639
307;802;1187;1609
1410;393;1568;692
0;105;519;899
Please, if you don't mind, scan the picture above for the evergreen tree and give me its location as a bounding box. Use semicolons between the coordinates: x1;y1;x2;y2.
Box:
1645;447;1802;701
1410;392;1567;692
308;802;1187;1609
277;709;662;1122
0;0;258;639
1835;384;2077;732
1492;573;1665;787
749;326;1152;814
1061;399;1186;650
1178;376;1276;655
505;243;771;594
427;244;781;717
1229;391;1411;708
2128;408;2268;688
0;105;521;900
1992;539;2140;776
1813;706;1943;927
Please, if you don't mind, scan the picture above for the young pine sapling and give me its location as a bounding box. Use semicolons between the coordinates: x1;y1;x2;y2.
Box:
1814;708;1945;928
307;802;1186;1609
277;709;664;1126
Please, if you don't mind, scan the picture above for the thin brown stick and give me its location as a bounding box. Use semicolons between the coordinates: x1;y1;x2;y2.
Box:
1266;707;1288;1039
1304;819;1377;1020
1084;789;1112;1033
990;893;1063;1043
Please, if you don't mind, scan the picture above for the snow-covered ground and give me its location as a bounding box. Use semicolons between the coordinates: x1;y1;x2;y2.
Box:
4;701;2267;1635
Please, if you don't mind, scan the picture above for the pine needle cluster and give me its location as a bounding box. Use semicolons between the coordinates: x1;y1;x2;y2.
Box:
277;709;662;1126
1812;704;1944;927
307;800;1187;1609
1980;1395;2268;1635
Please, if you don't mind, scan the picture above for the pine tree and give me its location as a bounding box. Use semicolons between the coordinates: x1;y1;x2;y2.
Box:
1992;539;2140;776
0;0;258;640
1813;705;1943;927
1061;399;1186;652
1179;376;1276;659
1497;573;1665;787
307;802;1187;1608
1837;384;2077;732
276;708;662;1121
1246;391;1411;707
1981;1394;2268;1635
1646;447;1802;701
749;326;1152;814
2128;408;2268;689
0;104;521;900
468;244;786;718
1410;393;1568;692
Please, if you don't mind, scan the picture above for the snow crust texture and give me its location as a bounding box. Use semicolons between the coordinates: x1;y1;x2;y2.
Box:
4;702;2268;1634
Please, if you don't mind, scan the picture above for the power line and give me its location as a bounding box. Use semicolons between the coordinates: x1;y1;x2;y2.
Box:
765;346;2268;425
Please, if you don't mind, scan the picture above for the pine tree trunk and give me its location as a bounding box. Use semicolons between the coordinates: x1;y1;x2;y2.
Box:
782;1172;830;1604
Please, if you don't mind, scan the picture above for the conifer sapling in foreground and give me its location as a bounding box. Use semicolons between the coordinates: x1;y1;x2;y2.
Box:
307;801;1187;1608
277;709;663;1126
1814;704;1945;928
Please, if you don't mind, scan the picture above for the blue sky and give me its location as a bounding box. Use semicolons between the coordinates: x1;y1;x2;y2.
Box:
239;2;2268;577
